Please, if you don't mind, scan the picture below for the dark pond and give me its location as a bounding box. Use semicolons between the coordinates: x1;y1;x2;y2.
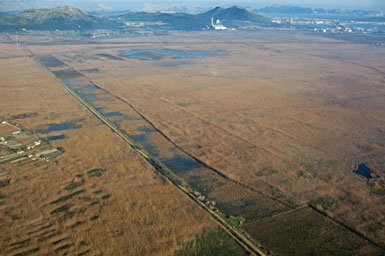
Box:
35;55;65;67
77;91;97;102
122;49;225;61
52;69;83;80
35;122;81;134
130;126;158;155
155;62;187;66
354;163;372;180
128;126;201;174
81;68;99;73
162;156;202;174
104;111;125;117
73;84;100;91
122;50;162;61
46;135;66;141
64;81;99;91
96;53;123;60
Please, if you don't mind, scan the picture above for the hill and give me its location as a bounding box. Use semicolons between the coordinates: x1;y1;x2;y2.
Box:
199;6;269;22
117;6;270;30
256;5;381;17
0;6;122;31
256;6;313;15
117;12;205;30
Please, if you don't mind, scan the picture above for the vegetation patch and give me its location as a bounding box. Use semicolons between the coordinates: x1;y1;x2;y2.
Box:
50;204;72;215
79;196;92;201
87;168;106;177
54;244;72;253
89;201;98;206
50;189;85;204
1;155;26;164
174;227;248;256
243;207;380;255
13;247;40;256
228;217;243;228
90;215;99;221
10;214;21;221
71;220;86;228
311;196;339;210
254;167;278;177
101;194;111;200
93;190;103;194
10;238;31;249
52;237;70;246
64;179;84;191
37;232;57;242
36;229;56;240
27;224;53;235
76;250;91;256
57;146;65;153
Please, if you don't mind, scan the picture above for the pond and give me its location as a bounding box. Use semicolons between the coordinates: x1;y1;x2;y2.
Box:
155;62;187;66
35;122;81;134
162;156;202;174
46;135;66;141
122;48;226;62
354;163;372;180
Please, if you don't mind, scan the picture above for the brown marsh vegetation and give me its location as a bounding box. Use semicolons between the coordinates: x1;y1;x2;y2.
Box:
51;30;385;246
1;29;384;255
0;56;222;255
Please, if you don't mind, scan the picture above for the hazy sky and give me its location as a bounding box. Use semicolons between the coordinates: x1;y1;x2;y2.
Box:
72;0;385;10
1;0;384;11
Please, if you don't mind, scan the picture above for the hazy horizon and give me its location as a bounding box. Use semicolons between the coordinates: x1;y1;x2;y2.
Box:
0;0;384;12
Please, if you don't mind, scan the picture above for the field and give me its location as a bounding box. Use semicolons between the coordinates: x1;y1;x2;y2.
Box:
0;55;248;255
243;207;381;255
0;29;384;255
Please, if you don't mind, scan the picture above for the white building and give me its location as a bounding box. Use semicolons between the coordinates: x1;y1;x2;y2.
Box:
211;16;227;30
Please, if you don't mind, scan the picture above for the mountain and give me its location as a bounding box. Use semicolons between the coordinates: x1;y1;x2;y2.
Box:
0;6;122;31
0;0;68;12
0;12;9;18
117;11;205;30
117;6;270;30
356;17;385;22
256;6;381;17
199;6;269;22
256;6;313;15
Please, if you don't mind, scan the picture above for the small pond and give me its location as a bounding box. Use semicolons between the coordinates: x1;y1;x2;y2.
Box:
46;135;66;141
354;163;372;180
122;49;225;62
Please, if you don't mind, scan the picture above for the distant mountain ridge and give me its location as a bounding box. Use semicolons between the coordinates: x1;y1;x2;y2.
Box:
256;6;313;15
117;6;270;30
0;5;269;32
0;12;9;18
256;5;382;16
198;6;268;22
0;6;121;31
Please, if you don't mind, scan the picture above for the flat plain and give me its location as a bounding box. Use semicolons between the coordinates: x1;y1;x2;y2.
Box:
1;29;384;255
0;52;244;255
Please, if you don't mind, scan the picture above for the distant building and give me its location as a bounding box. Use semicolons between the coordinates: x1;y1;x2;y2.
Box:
211;16;227;30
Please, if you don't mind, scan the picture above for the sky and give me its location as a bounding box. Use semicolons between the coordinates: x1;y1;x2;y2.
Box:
0;0;384;12
80;0;385;9
75;0;385;10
